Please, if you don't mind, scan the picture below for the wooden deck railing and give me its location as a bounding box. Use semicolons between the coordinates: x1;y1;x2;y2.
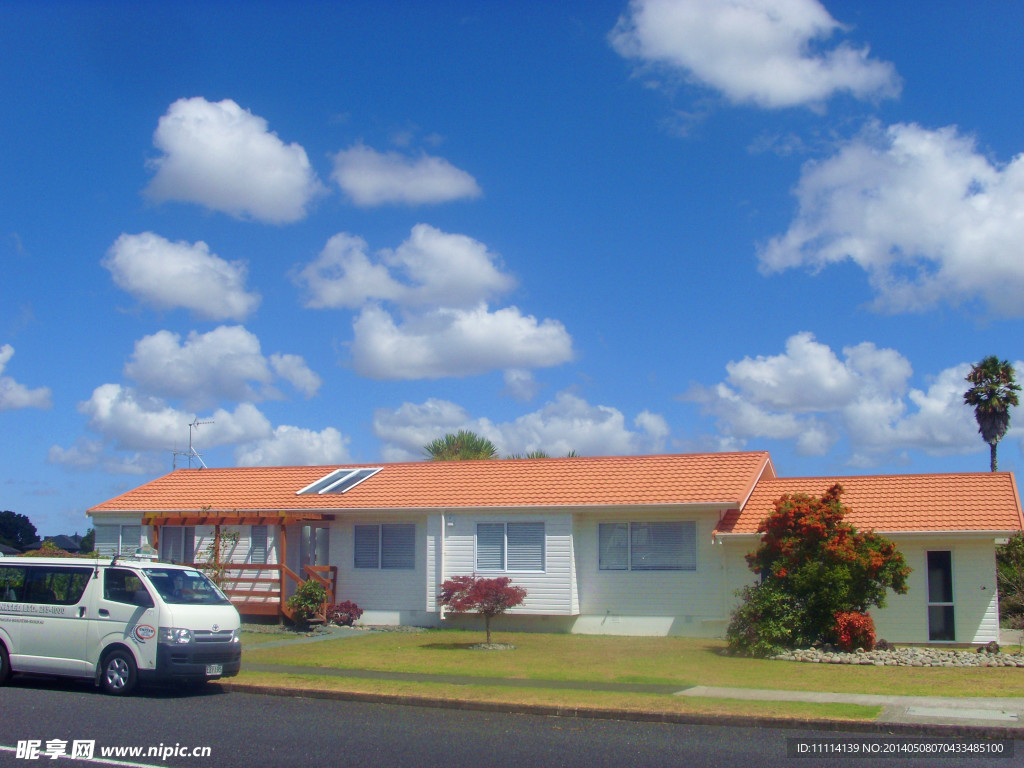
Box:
193;563;338;620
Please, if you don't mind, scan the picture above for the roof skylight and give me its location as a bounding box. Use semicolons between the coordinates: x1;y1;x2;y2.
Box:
297;467;381;495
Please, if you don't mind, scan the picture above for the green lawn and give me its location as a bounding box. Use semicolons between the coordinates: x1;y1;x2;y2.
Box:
227;670;882;722
242;629;1024;698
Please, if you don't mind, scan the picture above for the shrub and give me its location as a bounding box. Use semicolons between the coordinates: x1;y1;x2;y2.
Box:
439;575;527;644
286;579;327;626
326;600;363;626
726;581;813;657
727;484;909;657
997;532;1024;626
833;611;875;652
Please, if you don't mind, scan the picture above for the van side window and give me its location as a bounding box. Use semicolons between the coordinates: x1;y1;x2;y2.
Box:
104;568;154;608
18;566;91;605
0;565;26;602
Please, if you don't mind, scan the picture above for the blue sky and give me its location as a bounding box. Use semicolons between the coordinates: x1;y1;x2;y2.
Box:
3;1;1024;537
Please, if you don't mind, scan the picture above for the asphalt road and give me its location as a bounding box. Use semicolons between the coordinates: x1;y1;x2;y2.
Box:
0;677;1020;768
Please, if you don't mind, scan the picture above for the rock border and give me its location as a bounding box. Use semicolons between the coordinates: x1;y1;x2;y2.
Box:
774;646;1024;667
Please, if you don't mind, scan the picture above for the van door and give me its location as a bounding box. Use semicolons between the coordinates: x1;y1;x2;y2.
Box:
16;564;93;676
90;568;159;674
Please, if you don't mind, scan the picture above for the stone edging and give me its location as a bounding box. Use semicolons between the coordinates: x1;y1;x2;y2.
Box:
774;647;1024;667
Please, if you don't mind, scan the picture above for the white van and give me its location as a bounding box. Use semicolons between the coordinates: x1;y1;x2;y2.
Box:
0;556;241;695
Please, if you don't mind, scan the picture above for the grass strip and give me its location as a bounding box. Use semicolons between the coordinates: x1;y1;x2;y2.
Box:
242;630;1024;698
227;669;881;722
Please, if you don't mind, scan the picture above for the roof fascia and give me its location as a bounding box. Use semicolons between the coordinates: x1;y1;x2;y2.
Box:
715;529;1018;541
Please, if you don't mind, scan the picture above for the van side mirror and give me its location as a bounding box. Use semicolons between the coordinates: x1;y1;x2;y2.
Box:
134;590;154;608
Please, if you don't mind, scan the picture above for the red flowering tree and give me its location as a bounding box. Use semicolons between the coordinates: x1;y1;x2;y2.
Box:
439;575;527;645
727;484;910;656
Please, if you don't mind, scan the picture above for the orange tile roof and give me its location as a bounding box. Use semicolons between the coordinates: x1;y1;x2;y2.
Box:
716;473;1024;535
88;451;774;514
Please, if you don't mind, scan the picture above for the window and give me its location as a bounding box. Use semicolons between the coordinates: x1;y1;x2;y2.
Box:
250;525;268;565
1;565;91;605
475;522;545;572
598;521;696;571
927;550;955;641
104;568;154;608
354;524;415;569
94;524;142;557
160;526;195;564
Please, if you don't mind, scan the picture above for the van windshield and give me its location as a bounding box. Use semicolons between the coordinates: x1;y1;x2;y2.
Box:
142;568;231;606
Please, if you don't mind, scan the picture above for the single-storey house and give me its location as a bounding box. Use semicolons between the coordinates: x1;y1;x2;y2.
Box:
86;451;1024;644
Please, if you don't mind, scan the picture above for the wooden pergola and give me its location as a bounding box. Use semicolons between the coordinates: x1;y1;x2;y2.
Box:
144;511;337;620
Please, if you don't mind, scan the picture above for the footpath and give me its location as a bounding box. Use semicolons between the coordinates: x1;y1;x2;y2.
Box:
223;626;1024;739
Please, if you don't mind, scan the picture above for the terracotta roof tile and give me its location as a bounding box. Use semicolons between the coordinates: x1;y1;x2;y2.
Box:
717;473;1024;535
88;451;774;514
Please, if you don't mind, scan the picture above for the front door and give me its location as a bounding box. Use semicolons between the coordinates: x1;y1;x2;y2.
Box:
927;550;955;641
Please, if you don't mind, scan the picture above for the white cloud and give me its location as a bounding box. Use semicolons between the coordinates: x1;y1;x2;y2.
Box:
332;143;481;206
502;369;541;401
295;225;572;381
78;383;272;452
351;303;573;380
234;425;350;466
269;354;322;399
610;0;900;109
685;332;994;464
0;344;51;410
294;233;403;310
760;123;1024;316
47;437;156;475
104;232;260;321
373;391;669;461
123;326;319;408
295;224;516;310
145;97;325;223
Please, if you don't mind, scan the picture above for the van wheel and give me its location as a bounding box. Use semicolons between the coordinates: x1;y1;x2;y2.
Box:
0;644;11;685
100;650;137;696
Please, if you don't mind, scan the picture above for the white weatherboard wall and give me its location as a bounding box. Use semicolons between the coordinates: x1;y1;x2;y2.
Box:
331;517;436;626
442;511;577;616
571;508;728;637
870;536;1000;645
719;535;1001;645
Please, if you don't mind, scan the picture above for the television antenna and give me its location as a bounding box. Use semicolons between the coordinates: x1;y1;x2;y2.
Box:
172;417;214;469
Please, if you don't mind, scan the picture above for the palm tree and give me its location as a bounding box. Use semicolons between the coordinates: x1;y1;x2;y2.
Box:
964;356;1020;472
423;430;498;461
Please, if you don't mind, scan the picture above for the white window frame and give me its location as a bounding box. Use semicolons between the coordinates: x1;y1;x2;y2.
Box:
926;550;955;642
475;522;545;573
598;521;696;571
353;523;415;570
249;525;269;565
160;525;195;564
94;523;143;557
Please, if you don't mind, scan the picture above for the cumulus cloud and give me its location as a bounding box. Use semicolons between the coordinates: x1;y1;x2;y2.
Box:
351;303;573;380
760;123;1024;316
144;97;325;223
104;232;260;321
332;143;481;206
0;344;51;410
502;369;541;401
77;383;272;452
234;425;350;466
122;326;319;408
610;0;900;109
294;225;571;380
295;224;516;310
684;332;993;464
47;437;156;475
373;392;669;461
